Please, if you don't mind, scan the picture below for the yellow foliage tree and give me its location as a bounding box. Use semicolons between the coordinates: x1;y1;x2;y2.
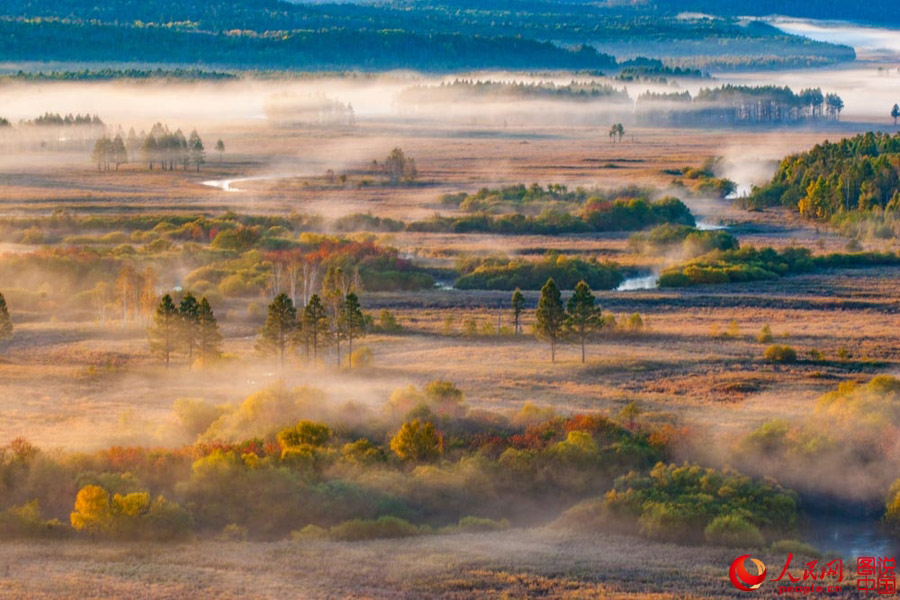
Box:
390;419;443;462
70;485;112;535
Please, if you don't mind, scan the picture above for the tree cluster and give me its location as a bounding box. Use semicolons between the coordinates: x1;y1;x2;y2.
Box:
148;293;222;368
533;278;605;363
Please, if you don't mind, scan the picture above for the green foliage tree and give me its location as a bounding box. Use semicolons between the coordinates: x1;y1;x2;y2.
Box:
390;419;442;462
894;104;900;126
188;129;205;172
339;292;366;368
301;294;329;364
258;293;296;367
91;137;111;171
197;297;222;368
383;147;417;183
148;294;178;367
0;292;12;340
215;139;225;162
534;278;566;362
566;280;602;363
511;288;525;335
178;293;200;369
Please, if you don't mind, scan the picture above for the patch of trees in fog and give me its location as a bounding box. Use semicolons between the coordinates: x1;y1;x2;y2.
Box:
636;85;843;126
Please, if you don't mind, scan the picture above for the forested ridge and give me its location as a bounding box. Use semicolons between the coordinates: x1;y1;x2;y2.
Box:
0;0;856;71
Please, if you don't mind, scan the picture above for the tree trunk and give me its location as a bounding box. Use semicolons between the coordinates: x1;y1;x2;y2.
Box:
348;334;353;369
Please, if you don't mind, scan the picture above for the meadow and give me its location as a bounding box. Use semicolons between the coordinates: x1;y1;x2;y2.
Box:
1;71;900;598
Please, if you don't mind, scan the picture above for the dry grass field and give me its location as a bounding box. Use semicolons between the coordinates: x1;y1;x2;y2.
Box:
0;76;898;598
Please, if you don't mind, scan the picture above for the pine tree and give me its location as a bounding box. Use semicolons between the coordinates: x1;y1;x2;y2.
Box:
566;280;602;364
258;293;296;367
189;130;205;172
215;139;225;163
339;292;366;368
178;293;200;369
197;297;223;368
148;294;178;367
535;278;565;362
0;292;12;340
301;294;329;364
511;288;525;335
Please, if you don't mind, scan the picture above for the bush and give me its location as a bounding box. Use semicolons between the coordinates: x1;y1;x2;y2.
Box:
770;539;822;559
452;516;510;533
329;516;420;541
765;345;797;363
704;514;765;547
348;346;373;368
757;324;773;343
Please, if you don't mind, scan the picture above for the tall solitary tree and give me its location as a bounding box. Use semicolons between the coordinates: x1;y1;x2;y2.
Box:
189;130;205;172
215;139;225;163
301;294;329;364
566;280;602;364
148;294;178;367
258;293;296;367
0;292;12;340
534;278;566;362
893;104;900;126
339;292;366;368
511;288;525;335
197;297;223;368
178;293;200;369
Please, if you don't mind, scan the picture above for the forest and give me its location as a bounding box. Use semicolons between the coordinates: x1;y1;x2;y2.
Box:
747;132;900;220
0;0;856;70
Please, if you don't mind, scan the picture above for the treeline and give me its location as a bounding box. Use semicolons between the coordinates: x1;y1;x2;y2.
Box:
410;193;696;235
0;0;856;70
0;383;799;547
637;85;844;126
90;124;208;171
658;245;900;287
747;132;900;220
2;68;237;82
396;80;628;105
455;255;623;291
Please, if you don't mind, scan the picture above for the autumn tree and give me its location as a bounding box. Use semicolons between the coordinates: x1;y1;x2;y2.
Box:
0;292;12;340
148;294;178;367
566;280;602;364
258;293;297;367
301;294;329;364
535;278;566;362
511;288;525;335
91;137;111;171
383;147;417;184
197;297;223;368
339;292;366;368
70;485;112;536
115;264;137;324
178;293;200;369
390;419;443;462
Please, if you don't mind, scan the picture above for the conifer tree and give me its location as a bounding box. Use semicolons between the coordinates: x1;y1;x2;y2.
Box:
339;292;366;368
258;293;296;367
148;294;178;367
197;297;223;368
534;278;565;362
566;280;602;364
301;294;329;364
511;288;525;335
178;293;200;369
0;292;12;340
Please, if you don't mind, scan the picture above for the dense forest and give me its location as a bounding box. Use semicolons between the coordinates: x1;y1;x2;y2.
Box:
0;0;856;71
637;86;844;126
747;133;900;219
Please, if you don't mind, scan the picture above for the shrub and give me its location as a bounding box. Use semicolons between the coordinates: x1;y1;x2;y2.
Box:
757;324;773;343
291;524;328;540
765;345;797;363
348;346;373;368
329;516;420;541
451;516;510;533
770;539;822;559
704;514;765;547
219;523;248;541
